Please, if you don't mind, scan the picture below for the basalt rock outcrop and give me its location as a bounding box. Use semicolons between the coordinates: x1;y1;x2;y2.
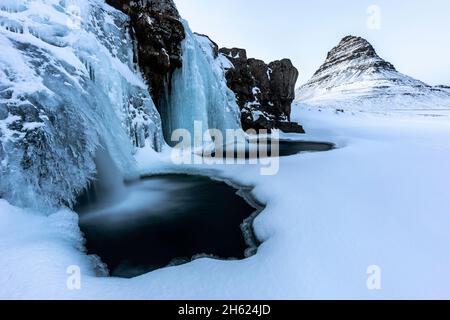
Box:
219;48;304;133
106;0;185;107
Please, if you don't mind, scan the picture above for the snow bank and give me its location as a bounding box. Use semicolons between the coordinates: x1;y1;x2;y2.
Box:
0;199;103;299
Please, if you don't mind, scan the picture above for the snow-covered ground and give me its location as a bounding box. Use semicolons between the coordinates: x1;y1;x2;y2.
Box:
1;104;450;299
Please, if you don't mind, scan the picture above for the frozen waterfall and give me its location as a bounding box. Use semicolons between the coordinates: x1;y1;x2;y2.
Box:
160;20;242;146
0;0;163;208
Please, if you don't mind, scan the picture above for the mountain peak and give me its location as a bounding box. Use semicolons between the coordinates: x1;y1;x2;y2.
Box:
296;36;450;110
339;35;373;47
313;35;396;80
330;35;377;59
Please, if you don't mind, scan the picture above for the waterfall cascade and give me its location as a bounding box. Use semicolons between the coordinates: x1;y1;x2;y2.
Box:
75;144;126;212
160;20;242;146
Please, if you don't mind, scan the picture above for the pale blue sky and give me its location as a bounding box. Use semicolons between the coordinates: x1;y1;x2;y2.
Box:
174;0;450;86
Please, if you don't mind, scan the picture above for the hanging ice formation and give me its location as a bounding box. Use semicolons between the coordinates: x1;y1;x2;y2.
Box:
0;0;163;208
160;20;242;146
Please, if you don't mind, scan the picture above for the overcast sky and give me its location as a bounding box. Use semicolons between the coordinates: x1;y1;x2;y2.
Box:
174;0;450;87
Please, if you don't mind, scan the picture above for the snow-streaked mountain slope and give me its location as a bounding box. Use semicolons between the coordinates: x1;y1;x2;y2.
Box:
0;0;163;208
296;36;450;110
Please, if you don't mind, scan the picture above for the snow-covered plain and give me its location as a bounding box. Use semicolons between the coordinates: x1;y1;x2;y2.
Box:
1;103;450;299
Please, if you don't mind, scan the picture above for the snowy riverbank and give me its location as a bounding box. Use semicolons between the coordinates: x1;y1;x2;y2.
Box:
1;105;450;299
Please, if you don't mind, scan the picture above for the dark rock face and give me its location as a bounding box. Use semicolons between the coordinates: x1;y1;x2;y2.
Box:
219;48;304;133
106;0;185;107
268;59;300;121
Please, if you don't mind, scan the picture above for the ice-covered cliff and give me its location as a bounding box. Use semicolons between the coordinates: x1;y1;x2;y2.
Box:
296;36;450;110
0;0;304;209
0;0;163;208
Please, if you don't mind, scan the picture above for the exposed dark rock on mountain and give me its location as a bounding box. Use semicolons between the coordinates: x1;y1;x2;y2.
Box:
296;35;450;109
106;0;185;107
310;35;396;86
219;48;304;133
436;85;450;93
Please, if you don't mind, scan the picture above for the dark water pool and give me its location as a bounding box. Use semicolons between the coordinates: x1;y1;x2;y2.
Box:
76;174;260;278
76;140;333;278
210;139;334;159
264;139;334;157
